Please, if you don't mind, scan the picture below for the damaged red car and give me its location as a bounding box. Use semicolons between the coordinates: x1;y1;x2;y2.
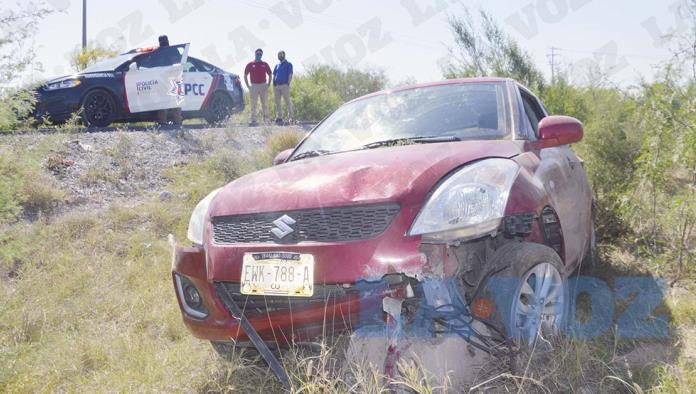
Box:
172;77;594;367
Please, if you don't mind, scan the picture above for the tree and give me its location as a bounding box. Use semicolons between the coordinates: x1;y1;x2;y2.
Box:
290;65;387;121
303;65;387;102
70;43;119;72
444;8;545;92
0;2;53;130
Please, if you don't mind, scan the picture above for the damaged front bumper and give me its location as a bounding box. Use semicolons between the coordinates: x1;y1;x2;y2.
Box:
171;235;510;349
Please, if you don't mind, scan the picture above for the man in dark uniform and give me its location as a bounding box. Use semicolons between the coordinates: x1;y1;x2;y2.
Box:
156;35;183;126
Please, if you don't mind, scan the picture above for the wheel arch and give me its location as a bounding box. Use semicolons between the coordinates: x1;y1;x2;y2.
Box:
204;88;234;111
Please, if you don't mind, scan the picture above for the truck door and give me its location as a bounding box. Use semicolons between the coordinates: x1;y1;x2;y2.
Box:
181;57;214;112
124;43;189;113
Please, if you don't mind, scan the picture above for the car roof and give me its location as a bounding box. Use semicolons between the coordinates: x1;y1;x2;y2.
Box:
347;77;512;104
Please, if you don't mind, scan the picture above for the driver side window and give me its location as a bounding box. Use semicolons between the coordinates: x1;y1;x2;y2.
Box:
519;89;546;135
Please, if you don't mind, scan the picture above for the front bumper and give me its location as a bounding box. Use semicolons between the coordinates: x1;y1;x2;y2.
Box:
172;244;385;343
34;89;82;122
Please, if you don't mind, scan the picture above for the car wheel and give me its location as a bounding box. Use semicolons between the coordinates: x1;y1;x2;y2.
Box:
205;92;232;125
81;89;116;128
471;242;567;348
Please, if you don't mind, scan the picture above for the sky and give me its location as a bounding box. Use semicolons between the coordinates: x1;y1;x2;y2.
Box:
3;0;692;86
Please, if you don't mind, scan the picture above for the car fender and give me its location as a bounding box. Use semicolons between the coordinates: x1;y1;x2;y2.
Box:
507;151;567;264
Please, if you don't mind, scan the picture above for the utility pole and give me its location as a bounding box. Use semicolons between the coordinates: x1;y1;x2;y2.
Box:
82;0;87;49
547;46;560;83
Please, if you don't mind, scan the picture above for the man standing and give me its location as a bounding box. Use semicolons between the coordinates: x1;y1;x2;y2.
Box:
244;48;272;126
273;50;293;125
155;35;183;126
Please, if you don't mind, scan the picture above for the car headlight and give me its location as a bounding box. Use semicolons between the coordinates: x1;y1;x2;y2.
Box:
186;188;222;245
45;79;82;90
409;158;519;242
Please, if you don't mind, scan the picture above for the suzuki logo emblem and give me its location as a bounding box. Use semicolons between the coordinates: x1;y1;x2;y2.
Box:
271;214;296;239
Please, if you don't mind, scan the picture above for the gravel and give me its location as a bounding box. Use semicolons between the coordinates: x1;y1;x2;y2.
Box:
1;125;307;217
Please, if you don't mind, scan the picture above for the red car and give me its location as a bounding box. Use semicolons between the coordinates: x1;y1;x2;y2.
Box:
172;78;594;364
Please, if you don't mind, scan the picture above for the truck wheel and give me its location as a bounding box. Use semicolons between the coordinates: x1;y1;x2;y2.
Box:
81;90;115;128
472;242;567;348
205;92;232;125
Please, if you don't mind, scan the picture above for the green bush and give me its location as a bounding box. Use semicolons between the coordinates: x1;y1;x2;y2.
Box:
290;77;342;122
0;5;53;132
0;87;37;132
290;65;387;121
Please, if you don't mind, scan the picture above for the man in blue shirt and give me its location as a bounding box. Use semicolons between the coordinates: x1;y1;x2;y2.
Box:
272;50;294;124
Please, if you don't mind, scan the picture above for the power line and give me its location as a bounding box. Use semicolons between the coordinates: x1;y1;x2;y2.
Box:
547;46;560;82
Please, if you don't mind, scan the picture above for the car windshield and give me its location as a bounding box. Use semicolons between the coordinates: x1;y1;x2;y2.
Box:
292;82;510;158
82;53;134;73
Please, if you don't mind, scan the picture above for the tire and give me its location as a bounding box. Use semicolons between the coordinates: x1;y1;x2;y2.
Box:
81;89;116;128
204;92;233;125
472;242;567;348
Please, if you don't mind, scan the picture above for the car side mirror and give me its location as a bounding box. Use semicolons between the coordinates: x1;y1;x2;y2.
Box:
538;115;583;147
128;62;138;71
273;149;293;165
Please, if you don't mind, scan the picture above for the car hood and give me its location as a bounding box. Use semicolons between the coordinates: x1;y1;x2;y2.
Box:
209;140;525;217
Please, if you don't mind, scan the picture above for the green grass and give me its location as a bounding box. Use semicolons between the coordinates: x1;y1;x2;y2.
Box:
0;135;66;224
1;129;695;392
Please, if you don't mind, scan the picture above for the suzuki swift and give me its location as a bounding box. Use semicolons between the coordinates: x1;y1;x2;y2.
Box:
172;77;594;362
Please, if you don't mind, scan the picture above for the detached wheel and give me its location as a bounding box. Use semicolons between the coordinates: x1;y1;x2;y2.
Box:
205;92;232;125
81;89;116;128
473;243;567;347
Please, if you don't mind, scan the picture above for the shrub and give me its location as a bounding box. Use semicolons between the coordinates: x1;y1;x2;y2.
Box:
0;4;53;131
290;65;387;121
265;128;304;155
290;77;343;122
19;173;64;219
70;43;119;72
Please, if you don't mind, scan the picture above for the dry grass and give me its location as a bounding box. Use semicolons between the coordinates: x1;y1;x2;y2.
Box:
1;130;694;392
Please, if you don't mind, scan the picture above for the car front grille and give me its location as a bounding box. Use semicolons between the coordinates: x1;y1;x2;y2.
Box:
215;282;359;317
211;203;400;244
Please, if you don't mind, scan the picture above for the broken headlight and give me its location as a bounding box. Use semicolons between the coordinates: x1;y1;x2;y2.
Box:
409;158;519;242
186;188;221;246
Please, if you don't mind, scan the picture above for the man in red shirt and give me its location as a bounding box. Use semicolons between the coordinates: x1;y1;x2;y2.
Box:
244;48;272;126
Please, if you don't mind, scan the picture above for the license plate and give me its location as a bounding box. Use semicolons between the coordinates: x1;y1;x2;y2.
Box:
240;252;314;297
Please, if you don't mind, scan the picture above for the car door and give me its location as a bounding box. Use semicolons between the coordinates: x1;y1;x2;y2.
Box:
519;87;592;268
180;57;215;112
123;43;189;113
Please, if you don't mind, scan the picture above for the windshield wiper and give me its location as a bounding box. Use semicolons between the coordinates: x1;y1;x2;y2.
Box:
361;135;461;150
289;149;331;161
